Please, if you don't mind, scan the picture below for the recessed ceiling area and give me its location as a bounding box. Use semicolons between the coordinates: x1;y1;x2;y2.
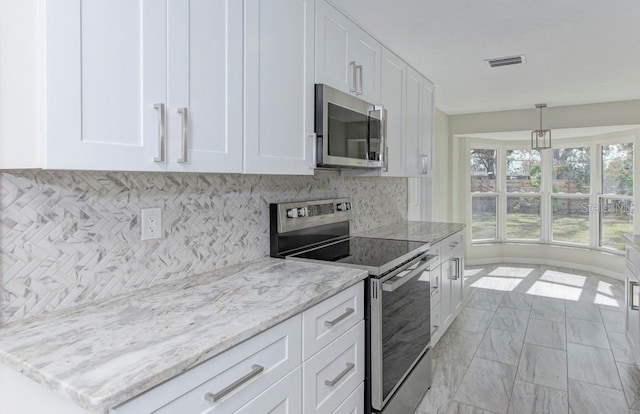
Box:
329;0;640;115
459;125;640;141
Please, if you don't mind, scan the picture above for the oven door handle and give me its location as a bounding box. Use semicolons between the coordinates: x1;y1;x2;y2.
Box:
382;258;432;292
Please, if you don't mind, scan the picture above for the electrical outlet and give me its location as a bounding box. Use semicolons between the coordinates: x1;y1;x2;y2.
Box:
141;207;162;241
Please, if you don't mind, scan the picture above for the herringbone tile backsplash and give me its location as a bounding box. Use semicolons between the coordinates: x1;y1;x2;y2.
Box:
0;170;407;323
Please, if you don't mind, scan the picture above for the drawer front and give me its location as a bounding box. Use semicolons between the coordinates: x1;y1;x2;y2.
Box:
235;367;302;414
303;321;365;414
303;282;364;360
431;301;442;345
441;231;463;259
429;265;441;306
628;247;640;276
333;382;364;414
113;316;301;414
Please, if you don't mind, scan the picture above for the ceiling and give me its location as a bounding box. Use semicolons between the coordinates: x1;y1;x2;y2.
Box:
329;0;640;115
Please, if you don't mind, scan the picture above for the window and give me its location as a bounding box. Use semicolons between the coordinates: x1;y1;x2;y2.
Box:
471;149;497;241
469;140;635;253
551;147;590;245
599;143;633;250
506;150;541;240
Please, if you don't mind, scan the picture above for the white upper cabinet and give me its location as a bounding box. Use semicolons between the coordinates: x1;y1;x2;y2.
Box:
380;48;406;177
167;0;243;173
243;0;315;175
405;67;434;177
4;0;243;172
46;0;168;171
316;0;381;104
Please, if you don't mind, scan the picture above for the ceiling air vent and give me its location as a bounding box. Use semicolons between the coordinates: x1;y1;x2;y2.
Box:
485;54;526;68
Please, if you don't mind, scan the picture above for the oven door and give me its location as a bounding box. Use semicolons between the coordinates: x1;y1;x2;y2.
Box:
370;253;434;410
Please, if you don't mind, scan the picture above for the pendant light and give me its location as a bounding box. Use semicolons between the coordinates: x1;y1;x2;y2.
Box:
531;103;551;150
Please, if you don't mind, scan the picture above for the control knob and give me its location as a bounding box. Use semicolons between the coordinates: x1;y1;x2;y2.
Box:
337;202;349;212
297;207;307;217
286;208;298;218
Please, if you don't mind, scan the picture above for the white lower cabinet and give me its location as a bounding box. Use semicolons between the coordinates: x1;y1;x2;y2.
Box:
429;230;465;346
303;322;365;414
235;367;302;413
333;383;364;414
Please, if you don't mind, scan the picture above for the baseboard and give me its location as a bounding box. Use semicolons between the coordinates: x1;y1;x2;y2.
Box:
465;257;624;281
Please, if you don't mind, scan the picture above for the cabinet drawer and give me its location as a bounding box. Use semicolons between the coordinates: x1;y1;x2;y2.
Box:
430;265;441;306
441;232;463;259
235;367;301;414
302;281;364;360
333;382;364;414
112;316;301;414
431;301;441;344
303;321;365;414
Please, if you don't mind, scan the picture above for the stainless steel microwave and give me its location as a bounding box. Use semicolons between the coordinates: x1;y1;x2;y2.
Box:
315;84;386;169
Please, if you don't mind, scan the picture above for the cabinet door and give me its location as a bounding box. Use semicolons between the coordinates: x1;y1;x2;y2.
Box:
167;0;243;173
352;30;381;104
420;78;435;174
244;0;315;175
451;253;464;314
315;0;354;94
440;263;453;328
380;48;406;177
405;67;422;177
626;269;640;352
46;0;167;171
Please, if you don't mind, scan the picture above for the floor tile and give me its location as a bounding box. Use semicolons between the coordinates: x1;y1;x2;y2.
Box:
565;302;602;322
617;361;640;409
451;307;493;334
475;328;524;366
490;307;530;333
566;318;609;349
440;401;498;414
525;318;566;350
530;298;564;323
500;292;534;311
568;379;628;414
507;380;568;414
454;358;517;414
434;328;484;364
466;290;505;312
608;331;636;364
600;308;626;333
418;357;471;414
567;343;621;390
516;344;567;391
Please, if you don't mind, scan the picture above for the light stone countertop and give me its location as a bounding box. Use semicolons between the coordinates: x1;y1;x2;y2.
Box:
0;258;367;413
356;220;465;244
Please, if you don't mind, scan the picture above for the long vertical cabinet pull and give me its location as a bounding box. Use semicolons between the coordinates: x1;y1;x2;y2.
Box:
177;107;189;163
153;103;167;163
349;61;357;93
356;65;363;95
630;281;639;310
420;154;429;174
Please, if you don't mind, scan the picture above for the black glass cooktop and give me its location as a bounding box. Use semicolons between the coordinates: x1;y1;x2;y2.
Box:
288;237;428;275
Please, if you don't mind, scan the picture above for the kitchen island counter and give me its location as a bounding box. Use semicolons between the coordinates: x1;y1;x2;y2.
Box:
0;258;367;413
356;220;465;244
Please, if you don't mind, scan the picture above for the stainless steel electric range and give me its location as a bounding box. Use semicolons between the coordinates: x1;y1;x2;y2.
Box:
270;198;436;414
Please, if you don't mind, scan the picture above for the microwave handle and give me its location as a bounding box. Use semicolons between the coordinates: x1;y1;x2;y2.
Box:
372;104;387;171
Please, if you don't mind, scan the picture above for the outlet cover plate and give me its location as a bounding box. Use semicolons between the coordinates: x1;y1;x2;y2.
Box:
141;207;162;241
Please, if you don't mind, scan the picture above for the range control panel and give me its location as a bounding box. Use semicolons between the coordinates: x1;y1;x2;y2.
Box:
275;198;352;233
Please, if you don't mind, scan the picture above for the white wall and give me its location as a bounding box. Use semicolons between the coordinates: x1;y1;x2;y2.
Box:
431;109;451;221
446;99;640;279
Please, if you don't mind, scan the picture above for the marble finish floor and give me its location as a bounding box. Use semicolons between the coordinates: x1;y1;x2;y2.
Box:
414;263;640;414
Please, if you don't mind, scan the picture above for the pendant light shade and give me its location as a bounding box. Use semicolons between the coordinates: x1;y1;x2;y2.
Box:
531;103;551;150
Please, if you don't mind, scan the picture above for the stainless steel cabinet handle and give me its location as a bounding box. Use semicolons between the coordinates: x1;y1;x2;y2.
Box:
384;147;389;172
324;307;355;327
431;275;439;295
177;107;189;163
630;281;639;310
324;362;355;387
448;258;460;280
420;154;429;174
349;61;357;93
356;64;363;95
153;103;166;163
204;364;264;403
450;241;459;248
